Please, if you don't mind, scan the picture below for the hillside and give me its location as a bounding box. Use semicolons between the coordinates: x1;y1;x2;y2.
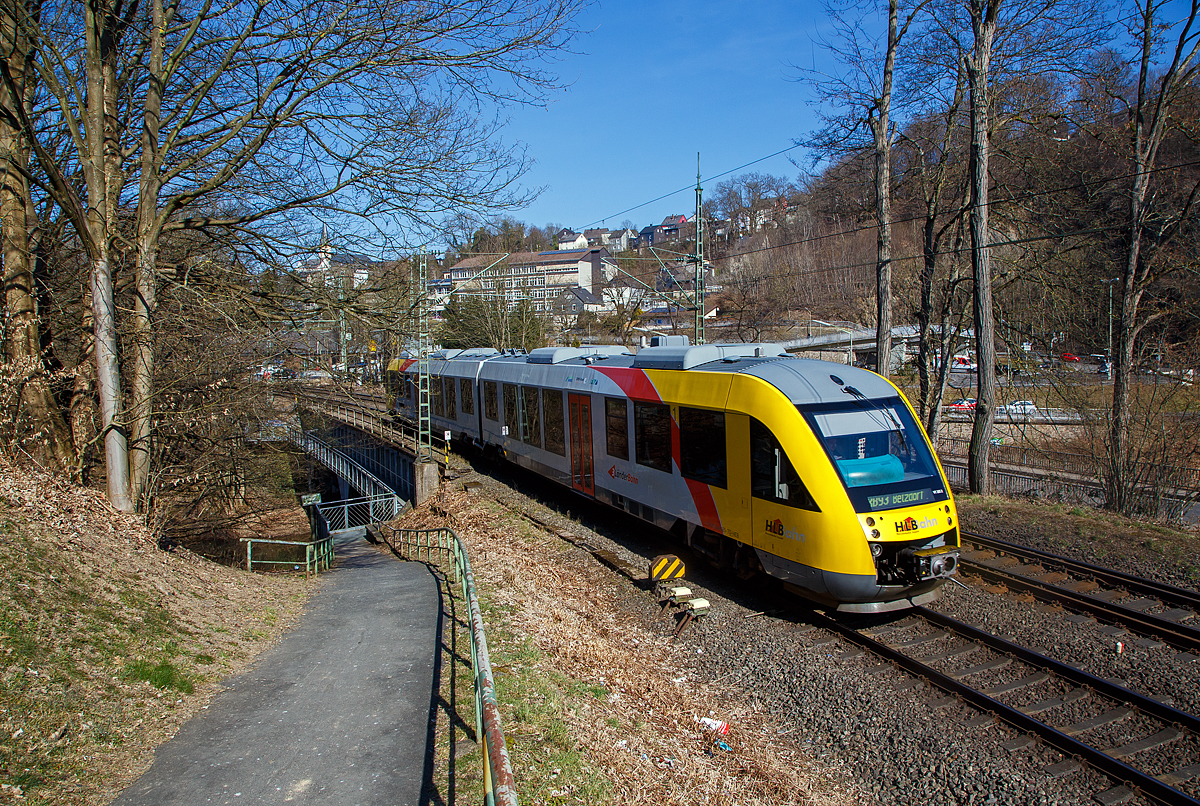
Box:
0;461;314;805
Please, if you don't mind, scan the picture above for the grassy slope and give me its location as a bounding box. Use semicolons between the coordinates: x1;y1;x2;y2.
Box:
0;463;313;805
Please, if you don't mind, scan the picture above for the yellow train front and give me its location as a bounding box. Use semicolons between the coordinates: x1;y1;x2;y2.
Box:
389;339;960;612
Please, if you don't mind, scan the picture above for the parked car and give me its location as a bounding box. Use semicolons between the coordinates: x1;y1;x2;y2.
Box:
1000;400;1038;416
945;398;977;412
1060;352;1081;362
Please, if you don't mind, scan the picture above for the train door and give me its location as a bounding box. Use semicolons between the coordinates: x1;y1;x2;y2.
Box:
568;393;594;495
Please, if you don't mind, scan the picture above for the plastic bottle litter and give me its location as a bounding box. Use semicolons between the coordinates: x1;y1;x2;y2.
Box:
1117;641;1124;654
696;716;730;735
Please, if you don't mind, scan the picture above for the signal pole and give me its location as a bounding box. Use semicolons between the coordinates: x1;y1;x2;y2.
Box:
416;252;432;464
690;154;706;344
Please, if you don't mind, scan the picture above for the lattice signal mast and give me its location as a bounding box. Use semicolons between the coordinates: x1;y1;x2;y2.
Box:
416;251;433;463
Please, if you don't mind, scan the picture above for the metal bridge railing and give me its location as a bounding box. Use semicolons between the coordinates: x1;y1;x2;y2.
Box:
293;391;448;465
379;525;518;806
315;495;408;534
288;427;400;503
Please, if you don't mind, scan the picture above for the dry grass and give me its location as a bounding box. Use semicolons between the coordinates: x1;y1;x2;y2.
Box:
0;458;315;805
395;489;861;806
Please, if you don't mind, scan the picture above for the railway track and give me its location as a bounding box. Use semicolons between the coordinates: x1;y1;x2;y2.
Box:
958;531;1200;656
812;606;1200;806
481;483;1200;805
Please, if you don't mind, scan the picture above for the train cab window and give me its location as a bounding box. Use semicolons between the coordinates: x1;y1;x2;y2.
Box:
431;377;444;417
605;397;628;459
751;418;819;511
804;398;938;490
445;377;457;420
460;379;474;415
635;402;672;473
543;389;565;455
680;407;726;488
484;381;498;421
503;383;519;439
521;386;542;448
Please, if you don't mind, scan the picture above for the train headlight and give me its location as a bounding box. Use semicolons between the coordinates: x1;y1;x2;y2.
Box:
870;537;882;551
865;517;875;527
947;517;953;526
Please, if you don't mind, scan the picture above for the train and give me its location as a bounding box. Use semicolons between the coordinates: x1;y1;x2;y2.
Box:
384;337;960;612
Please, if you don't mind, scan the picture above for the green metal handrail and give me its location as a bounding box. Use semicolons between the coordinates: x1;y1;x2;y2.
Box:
380;525;518;806
240;536;334;576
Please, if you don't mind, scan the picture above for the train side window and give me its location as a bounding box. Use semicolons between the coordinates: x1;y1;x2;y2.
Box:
460;379;474;415
503;383;519;439
635;402;672;473
432;377;444;417
446;376;457;420
484;381;498;421
543;389;565;455
521;386;542;448
680;407;726;488
750;418;819;511
605;397;628;459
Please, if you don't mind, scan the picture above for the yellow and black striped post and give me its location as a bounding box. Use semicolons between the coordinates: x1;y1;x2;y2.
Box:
649;554;685;582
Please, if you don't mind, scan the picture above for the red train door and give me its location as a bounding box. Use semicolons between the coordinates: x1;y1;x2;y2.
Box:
568;393;594;496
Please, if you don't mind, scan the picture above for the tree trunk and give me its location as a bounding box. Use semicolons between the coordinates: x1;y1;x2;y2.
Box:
0;0;75;469
1107;0;1200;515
129;0;165;508
965;0;1000;495
84;0;131;511
872;0;898;379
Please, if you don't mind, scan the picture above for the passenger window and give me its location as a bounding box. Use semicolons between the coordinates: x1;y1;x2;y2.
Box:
635;402;672;473
543;389;565;456
446;376;457;420
750;418;819;511
432;377;444;417
605;397;628;459
503;384;519;439
484;381;498;421
521;386;542;448
680;407;726;488
460;379;474;415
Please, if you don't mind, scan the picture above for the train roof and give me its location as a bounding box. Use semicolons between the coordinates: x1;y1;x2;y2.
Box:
403;343;901;405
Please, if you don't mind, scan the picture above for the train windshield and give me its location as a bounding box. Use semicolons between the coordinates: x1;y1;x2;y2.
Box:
802;398;945;511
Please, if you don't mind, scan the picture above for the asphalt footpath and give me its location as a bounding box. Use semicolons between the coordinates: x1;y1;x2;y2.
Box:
112;533;441;806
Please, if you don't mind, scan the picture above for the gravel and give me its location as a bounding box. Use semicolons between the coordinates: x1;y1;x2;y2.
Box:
459;457;1200;806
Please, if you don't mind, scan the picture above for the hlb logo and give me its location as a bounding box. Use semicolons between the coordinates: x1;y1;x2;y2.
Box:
765;518;805;542
895;515;937;533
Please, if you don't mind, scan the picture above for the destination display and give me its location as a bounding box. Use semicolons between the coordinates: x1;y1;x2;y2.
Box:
866;488;931;511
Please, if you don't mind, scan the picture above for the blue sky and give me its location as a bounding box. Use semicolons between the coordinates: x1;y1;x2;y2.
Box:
502;0;833;234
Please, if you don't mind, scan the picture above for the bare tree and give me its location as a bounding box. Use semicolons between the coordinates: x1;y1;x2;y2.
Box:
4;0;583;510
917;0;1109;492
798;0;932;379
1107;0;1200;512
0;0;75;469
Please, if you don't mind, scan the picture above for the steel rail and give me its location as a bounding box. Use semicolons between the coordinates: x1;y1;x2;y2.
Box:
807;608;1200;806
914;607;1200;733
959;561;1200;654
963;531;1200;611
